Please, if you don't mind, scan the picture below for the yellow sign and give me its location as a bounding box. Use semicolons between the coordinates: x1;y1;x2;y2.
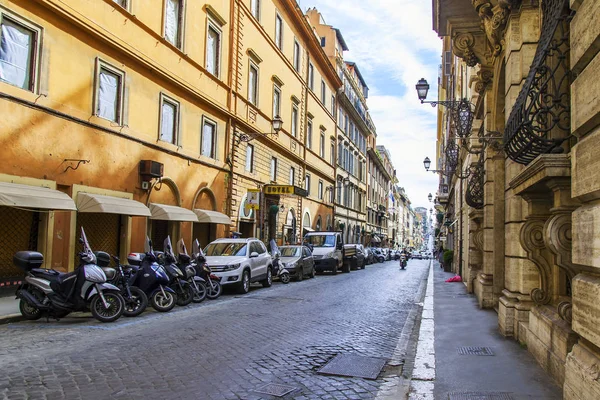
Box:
264;185;295;195
246;189;260;210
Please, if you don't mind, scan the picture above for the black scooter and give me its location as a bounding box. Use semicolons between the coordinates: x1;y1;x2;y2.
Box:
192;239;222;299
128;238;177;312
161;237;194;307
176;239;207;303
99;254;148;317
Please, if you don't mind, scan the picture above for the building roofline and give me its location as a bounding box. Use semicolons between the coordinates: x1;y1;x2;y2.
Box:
334;28;349;51
345;61;369;89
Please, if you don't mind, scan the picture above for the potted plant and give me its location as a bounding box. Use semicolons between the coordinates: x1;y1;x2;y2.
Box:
443;249;454;273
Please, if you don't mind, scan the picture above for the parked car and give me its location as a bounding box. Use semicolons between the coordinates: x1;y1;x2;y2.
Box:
412;251;422;260
304;231;345;274
203;238;273;294
371;248;385;263
344;244;366;271
279;245;316;281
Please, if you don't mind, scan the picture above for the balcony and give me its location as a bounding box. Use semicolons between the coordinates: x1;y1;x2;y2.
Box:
433;0;480;36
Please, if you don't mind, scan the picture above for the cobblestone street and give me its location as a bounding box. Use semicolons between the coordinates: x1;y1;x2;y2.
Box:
0;259;429;400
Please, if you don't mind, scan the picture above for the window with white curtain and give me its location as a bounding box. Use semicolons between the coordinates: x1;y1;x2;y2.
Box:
291;104;298;137
293;41;300;72
0;17;38;91
201;118;216;158
275;13;283;50
245;144;254;172
319;131;325;158
96;64;125;124
248;62;258;105
273;85;281;118
206;22;221;77
159;95;179;144
250;0;260;20
112;0;128;9
165;0;183;48
306;118;312;149
289;167;295;185
305;174;310;195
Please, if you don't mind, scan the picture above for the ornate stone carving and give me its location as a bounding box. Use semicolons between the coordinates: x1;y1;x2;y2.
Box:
558;301;573;323
520;217;554;305
474;68;494;94
472;0;519;59
453;33;480;67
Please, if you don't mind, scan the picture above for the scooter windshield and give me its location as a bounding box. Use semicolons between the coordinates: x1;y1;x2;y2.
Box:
177;238;188;256
79;227;96;265
269;239;280;258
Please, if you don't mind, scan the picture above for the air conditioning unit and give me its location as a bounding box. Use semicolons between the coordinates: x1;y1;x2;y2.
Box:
139;160;164;179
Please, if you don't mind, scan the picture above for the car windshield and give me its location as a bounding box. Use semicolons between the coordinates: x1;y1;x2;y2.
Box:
305;235;335;247
280;247;301;257
204;242;247;257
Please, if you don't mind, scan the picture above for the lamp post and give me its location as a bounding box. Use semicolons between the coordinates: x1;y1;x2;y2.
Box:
428;192;433;202
237;115;284;143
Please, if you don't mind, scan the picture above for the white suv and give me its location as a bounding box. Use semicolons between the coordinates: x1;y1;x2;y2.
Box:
203;238;273;294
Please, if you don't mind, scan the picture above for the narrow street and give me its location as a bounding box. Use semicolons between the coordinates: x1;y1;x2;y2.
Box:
0;260;430;400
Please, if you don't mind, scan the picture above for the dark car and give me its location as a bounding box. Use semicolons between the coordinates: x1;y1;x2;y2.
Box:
279;245;315;281
344;244;366;271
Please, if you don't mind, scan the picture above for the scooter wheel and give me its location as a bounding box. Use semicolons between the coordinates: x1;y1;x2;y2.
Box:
151;290;176;312
123;287;148;317
90;292;124;323
280;273;291;284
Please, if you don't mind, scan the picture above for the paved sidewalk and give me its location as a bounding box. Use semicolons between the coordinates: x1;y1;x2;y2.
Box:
409;261;562;400
0;294;21;323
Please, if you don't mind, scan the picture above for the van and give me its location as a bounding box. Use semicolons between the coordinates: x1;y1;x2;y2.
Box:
303;231;345;274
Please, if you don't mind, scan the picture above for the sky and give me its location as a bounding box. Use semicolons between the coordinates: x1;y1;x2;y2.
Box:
299;0;442;211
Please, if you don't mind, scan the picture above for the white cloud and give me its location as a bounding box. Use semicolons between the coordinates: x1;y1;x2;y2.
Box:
303;0;442;208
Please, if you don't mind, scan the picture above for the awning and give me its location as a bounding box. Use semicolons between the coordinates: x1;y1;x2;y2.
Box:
0;181;76;210
149;203;199;222
77;193;151;216
193;209;232;225
303;227;314;232
370;236;381;243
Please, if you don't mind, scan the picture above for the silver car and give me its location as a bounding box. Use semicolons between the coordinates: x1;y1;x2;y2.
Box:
279;245;316;281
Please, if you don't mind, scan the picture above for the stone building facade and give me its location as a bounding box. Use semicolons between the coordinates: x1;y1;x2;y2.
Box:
430;0;600;397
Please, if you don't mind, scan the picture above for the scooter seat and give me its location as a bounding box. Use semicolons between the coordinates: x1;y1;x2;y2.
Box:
30;268;61;281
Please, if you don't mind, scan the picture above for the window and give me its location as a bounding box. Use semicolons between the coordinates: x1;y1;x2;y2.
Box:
338;141;343;166
289;167;295;185
0;14;41;93
273;85;281;117
94;61;125;124
330;141;335;165
270;157;278;182
206;22;221;77
321;80;326;104
275;13;283;50
306;118;312;149
337;183;342;205
159;94;179;144
305;174;310;195
331;95;335;115
250;0;260;20
165;0;184;49
308;63;314;91
338;107;343;126
113;0;128;9
248;62;258;105
320;37;325;47
318;181;323;200
245;144;254;172
293;41;300;72
201;117;216;158
319;131;325;158
291;103;298;137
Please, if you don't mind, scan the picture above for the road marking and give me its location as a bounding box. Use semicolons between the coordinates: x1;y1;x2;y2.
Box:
409;260;435;399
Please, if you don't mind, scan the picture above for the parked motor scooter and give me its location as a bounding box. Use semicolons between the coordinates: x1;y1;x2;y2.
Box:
99;253;148;317
128;238;177;312
14;227;125;322
192;240;222;299
176;239;207;303
269;239;290;284
161;237;194;307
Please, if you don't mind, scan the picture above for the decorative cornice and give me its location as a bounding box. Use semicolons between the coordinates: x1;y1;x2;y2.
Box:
509;154;571;194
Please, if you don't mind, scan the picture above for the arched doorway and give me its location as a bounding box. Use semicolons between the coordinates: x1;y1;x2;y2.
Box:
238;194;256;238
283;209;296;244
147;177;182;251
315;215;322;231
302;210;312;237
192;187;218;247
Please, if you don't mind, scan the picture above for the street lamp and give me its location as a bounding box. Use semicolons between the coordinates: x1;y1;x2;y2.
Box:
428;193;433;202
416;78;430;102
237;115;284;143
423;157;431;171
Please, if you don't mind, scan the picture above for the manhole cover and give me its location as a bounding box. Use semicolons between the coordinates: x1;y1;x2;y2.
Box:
317;353;387;380
457;346;494;356
448;392;513;400
254;383;297;397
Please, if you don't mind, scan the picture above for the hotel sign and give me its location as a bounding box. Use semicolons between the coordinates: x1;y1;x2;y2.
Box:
264;185;308;197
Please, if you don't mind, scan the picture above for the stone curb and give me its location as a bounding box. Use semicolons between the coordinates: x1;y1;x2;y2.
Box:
0;313;25;325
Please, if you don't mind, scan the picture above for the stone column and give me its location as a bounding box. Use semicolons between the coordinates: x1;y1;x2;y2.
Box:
467;209;484;294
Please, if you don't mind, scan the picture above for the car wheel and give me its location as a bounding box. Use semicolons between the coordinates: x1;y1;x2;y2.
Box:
262;267;273;288
296;268;303;281
309;266;316;278
238;270;250;294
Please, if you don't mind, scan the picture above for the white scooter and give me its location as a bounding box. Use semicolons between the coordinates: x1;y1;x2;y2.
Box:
270;239;291;284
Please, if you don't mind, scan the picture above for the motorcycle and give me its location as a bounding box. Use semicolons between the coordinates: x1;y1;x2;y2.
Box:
269;239;290;284
176;239;207;303
99;253;148;318
192;240;222;299
14;227;125;323
128;238;177;312
161;237;194;307
400;254;408;270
